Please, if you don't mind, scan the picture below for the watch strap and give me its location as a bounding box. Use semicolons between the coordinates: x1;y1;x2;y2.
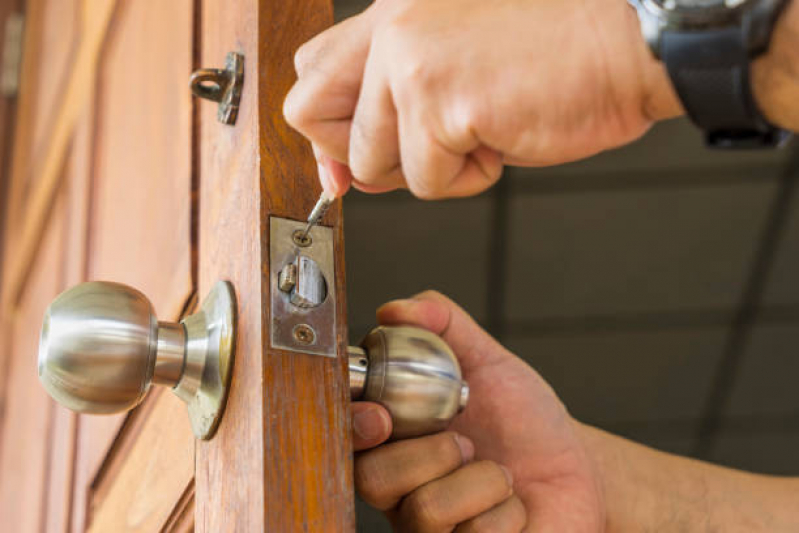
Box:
661;28;789;148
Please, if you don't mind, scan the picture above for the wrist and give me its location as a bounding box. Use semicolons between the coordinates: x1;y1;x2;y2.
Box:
622;1;684;123
753;0;799;131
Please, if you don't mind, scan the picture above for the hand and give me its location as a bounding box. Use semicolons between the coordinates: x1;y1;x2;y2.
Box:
351;291;605;531
284;0;682;199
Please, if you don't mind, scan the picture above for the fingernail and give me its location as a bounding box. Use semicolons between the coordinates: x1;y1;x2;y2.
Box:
375;298;412;316
353;407;386;441
453;434;474;463
499;465;514;492
317;162;332;194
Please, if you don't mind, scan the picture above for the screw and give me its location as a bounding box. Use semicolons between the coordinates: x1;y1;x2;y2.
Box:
293;324;316;345
292;230;312;247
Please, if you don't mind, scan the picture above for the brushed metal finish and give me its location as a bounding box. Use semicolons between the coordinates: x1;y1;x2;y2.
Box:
153;321;186;386
353;326;469;439
347;346;369;399
270;216;336;357
38;280;236;440
38;281;158;414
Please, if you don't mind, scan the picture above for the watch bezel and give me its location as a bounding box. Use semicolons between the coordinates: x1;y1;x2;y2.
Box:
629;0;787;58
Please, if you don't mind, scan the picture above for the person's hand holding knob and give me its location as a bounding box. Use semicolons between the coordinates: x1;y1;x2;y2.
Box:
350;291;603;532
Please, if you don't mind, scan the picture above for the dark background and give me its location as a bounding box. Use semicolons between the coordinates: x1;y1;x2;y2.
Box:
336;2;799;529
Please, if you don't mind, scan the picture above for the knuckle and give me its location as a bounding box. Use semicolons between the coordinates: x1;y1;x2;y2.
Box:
431;432;463;465
293;40;320;77
474;460;510;489
407;177;447;200
403;485;447;530
354;452;392;508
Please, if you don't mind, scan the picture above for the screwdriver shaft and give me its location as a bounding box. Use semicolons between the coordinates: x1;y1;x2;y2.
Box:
300;191;334;240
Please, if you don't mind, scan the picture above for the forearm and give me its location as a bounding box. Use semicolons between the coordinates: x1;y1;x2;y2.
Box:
578;423;799;532
754;0;799;131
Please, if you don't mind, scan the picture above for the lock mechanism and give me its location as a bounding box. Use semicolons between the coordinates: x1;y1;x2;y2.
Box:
37;281;236;440
349;326;469;439
270;217;337;357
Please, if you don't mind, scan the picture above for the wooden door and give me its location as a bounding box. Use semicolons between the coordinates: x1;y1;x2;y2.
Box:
0;0;355;531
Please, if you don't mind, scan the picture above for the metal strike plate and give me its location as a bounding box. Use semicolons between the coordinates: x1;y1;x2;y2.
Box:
270;217;336;357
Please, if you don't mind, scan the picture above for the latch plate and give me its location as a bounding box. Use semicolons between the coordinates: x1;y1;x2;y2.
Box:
270;217;337;358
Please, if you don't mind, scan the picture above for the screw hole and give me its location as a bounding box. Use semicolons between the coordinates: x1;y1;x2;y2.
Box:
359;358;367;367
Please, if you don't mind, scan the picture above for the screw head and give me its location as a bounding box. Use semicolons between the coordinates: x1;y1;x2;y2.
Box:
292;230;312;247
292;324;316;345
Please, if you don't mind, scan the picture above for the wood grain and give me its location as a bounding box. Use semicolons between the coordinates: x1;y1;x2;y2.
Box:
1;0;116;313
0;185;68;532
0;0;23;305
196;0;355;530
87;390;195;533
2;0;79;268
86;0;193;319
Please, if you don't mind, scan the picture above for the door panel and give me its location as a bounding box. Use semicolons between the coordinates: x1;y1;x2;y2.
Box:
88;0;193;319
74;0;195;527
0;1;357;531
4;0;79;258
88;390;194;532
0;187;68;532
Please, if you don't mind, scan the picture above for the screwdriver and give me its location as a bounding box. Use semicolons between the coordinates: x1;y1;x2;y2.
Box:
298;190;335;241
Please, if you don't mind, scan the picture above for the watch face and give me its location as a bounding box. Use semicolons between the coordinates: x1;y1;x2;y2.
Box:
651;0;749;12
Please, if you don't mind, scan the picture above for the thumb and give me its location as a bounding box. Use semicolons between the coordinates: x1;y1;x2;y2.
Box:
351;402;392;451
375;290;509;374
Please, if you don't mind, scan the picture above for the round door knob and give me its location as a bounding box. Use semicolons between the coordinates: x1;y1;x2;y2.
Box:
349;326;469;440
38;280;237;440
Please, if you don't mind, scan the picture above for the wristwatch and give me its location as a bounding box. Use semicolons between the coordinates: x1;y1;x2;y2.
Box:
629;0;791;148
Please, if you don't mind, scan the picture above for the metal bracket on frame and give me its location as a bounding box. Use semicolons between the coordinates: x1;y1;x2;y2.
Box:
189;51;244;125
269;217;337;358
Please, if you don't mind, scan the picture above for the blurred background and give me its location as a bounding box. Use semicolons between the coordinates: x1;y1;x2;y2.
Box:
336;1;799;530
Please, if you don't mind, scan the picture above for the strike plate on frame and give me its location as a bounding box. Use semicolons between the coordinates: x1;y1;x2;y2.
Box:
269;217;337;358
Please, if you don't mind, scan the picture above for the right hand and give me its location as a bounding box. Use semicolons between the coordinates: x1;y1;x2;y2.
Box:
285;0;683;200
351;291;605;532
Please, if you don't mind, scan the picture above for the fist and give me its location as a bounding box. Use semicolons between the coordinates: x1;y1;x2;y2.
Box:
285;0;681;199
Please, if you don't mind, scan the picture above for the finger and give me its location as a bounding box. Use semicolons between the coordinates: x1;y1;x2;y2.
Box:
396;104;503;199
347;42;406;191
351;402;393;451
453;496;527;533
317;152;398;196
284;8;378;163
394;460;514;533
376;291;509;373
356;431;474;511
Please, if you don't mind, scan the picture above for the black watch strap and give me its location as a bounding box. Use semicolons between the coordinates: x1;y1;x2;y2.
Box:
661;28;790;149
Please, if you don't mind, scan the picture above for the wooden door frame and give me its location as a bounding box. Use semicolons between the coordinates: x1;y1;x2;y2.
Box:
197;0;355;530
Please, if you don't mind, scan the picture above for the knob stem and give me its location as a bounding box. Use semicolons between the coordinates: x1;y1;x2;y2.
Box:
348;346;369;399
153;322;186;387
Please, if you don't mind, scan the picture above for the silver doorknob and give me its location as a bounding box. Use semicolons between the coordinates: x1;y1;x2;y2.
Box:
38;280;236;440
349;326;469;440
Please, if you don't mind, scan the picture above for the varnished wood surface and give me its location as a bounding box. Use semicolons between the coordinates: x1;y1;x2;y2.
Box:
0;187;68;532
87;390;194;533
2;0;79;268
196;0;355;530
87;0;193;320
258;1;356;530
1;0;116;313
0;0;23;305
